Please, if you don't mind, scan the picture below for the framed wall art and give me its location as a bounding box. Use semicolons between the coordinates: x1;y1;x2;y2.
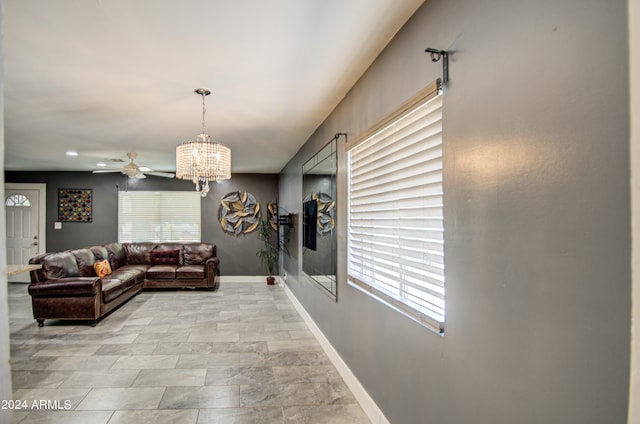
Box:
58;188;93;222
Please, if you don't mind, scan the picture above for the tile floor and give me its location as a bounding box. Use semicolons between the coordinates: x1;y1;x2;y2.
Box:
7;282;370;423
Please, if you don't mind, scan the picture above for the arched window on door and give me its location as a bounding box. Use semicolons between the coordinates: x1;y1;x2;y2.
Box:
5;194;31;207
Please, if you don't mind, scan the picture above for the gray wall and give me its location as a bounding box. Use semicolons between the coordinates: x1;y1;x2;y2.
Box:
5;171;278;276
279;0;631;423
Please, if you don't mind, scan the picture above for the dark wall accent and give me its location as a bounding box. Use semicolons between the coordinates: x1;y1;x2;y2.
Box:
5;171;278;276
204;174;279;277
279;0;630;423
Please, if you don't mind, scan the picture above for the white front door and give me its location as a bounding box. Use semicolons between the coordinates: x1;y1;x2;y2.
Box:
4;184;46;282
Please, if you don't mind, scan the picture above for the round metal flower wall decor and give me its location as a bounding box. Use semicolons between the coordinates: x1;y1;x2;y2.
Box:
218;191;261;236
267;200;278;231
303;192;335;235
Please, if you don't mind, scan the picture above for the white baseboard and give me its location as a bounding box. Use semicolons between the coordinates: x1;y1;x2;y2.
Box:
219;276;269;283
284;284;389;424
219;276;287;286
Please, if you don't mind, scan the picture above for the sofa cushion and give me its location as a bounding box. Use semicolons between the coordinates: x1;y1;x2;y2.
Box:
110;265;147;288
146;265;177;279
90;245;109;262
150;249;181;266
71;248;97;277
124;243;157;265
103;243;126;270
176;265;205;280
93;260;112;278
183;243;214;265
42;251;79;279
101;279;124;303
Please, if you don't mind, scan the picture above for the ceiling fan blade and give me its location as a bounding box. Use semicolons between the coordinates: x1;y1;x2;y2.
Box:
146;171;175;178
134;173;147;179
93;169;122;173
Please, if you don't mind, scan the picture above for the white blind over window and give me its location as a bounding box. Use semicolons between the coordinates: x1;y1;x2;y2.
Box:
118;191;201;243
348;92;444;332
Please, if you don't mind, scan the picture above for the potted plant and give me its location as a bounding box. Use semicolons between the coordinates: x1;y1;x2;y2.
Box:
256;219;277;285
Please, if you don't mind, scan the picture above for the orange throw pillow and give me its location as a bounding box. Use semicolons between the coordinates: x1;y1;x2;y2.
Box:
93;260;112;278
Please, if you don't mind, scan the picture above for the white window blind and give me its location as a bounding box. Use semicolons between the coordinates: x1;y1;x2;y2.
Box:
347;84;445;333
118;191;201;243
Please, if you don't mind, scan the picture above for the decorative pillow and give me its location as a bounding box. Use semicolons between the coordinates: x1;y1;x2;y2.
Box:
93;259;112;278
150;249;180;266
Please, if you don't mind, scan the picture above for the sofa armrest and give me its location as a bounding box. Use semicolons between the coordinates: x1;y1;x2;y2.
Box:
205;257;219;274
28;277;101;297
205;257;220;288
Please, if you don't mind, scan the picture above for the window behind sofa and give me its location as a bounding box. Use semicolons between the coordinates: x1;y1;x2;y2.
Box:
118;191;201;243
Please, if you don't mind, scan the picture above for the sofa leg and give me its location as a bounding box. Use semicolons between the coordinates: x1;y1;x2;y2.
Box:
37;319;45;327
89;320;97;327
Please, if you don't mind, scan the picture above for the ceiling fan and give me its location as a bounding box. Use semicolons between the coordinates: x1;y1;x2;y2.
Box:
92;152;175;179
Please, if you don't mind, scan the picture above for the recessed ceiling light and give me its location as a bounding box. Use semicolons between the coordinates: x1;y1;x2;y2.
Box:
65;151;78;157
96;162;107;167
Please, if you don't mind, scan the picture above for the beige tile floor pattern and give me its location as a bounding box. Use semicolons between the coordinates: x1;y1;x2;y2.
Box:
7;281;370;424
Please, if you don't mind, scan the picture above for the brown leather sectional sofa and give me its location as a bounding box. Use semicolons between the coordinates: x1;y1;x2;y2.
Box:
27;242;220;327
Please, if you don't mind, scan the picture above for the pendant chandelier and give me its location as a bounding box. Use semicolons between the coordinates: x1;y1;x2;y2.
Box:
176;88;231;197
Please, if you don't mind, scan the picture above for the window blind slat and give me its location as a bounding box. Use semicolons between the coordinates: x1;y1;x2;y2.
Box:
355;123;442;168
348;265;445;301
353;116;443;169
348;89;445;332
352;217;442;232
350;184;443;209
348;254;445;282
348;245;445;280
349;276;445;329
350;226;443;242
352;152;443;190
345;80;441;151
350;238;443;251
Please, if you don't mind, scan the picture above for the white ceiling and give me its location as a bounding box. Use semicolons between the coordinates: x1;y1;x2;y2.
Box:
3;0;424;174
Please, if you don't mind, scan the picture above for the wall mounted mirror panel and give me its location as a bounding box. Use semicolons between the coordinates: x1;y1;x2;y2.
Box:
302;138;337;299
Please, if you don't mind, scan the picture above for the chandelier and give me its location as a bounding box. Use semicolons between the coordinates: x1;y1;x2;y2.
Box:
176;88;231;197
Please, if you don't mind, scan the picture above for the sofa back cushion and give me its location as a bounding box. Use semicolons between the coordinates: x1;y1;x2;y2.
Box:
90;246;109;262
71;248;97;277
183;243;215;265
124;243;157;265
42;251;79;279
103;243;126;270
150;249;181;266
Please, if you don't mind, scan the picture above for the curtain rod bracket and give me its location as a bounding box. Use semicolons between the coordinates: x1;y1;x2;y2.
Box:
334;132;347;142
425;48;449;86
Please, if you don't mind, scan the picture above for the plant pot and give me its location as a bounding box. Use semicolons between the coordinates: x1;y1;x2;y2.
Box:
266;276;276;285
